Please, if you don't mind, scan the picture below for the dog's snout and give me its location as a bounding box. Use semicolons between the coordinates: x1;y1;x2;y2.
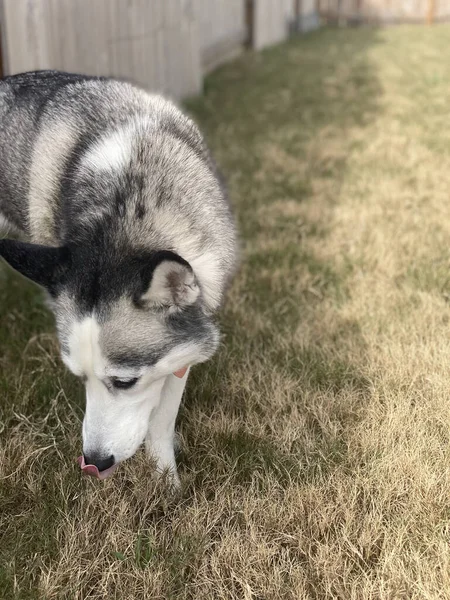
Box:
83;453;115;472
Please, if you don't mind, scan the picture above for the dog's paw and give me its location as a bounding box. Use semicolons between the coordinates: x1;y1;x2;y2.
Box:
151;465;181;493
145;439;181;490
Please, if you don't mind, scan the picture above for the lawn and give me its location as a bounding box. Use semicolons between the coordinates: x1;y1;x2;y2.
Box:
1;25;450;599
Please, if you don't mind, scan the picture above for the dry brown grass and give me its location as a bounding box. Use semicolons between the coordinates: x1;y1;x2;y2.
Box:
2;25;450;599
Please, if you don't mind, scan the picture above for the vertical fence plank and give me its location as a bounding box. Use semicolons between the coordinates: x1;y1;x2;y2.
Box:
194;0;246;73
252;0;287;50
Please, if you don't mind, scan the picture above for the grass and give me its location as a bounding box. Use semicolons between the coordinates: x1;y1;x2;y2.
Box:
2;24;450;599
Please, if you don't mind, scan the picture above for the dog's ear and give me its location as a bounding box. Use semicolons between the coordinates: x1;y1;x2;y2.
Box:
142;255;199;308
0;239;70;292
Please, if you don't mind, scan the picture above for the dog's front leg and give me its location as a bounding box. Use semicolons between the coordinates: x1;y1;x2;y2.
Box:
145;368;189;487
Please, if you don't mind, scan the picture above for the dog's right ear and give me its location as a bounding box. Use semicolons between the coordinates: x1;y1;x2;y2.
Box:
0;239;71;292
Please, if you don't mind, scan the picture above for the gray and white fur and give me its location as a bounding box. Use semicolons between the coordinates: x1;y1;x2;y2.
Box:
0;71;238;484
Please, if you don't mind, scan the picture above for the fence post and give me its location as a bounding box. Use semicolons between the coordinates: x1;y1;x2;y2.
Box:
296;0;302;31
245;0;254;48
427;0;435;25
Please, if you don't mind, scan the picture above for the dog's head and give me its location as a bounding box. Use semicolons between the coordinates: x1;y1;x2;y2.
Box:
0;239;219;471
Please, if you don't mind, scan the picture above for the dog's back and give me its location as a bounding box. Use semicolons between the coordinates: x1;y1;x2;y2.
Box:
0;71;237;312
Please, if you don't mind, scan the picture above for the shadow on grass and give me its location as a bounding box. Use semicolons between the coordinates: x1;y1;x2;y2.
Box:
183;27;383;488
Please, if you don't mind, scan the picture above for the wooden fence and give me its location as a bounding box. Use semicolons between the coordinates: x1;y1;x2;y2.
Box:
0;0;320;99
194;0;246;73
1;1;446;99
251;0;320;50
0;0;203;98
318;0;450;24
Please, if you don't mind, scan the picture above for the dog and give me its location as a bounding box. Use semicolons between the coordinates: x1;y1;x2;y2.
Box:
0;71;238;485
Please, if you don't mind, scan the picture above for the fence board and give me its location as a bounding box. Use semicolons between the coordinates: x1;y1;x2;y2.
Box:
252;0;291;50
288;0;321;32
252;0;319;50
0;0;202;99
194;0;246;72
300;0;321;31
319;0;450;23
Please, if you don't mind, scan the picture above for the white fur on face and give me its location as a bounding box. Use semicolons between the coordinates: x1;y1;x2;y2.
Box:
62;315;208;464
83;374;166;464
63;316;166;463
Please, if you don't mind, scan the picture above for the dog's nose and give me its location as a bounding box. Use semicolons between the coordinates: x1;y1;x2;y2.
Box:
83;453;115;472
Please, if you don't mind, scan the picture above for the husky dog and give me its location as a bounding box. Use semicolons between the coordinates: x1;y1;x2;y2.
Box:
0;71;237;485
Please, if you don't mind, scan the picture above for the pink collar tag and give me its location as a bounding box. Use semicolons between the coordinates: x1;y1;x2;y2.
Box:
173;366;188;378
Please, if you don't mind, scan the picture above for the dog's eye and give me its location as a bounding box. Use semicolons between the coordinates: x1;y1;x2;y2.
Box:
111;377;139;390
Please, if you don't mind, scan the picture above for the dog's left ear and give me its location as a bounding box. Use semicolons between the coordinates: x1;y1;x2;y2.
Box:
0;239;70;292
142;255;200;308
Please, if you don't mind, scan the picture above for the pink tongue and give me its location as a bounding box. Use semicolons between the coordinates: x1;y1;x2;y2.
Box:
77;456;118;480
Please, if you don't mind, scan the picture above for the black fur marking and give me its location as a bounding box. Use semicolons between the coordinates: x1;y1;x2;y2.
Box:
61;238;192;315
0;239;70;294
108;349;164;369
135;202;146;219
161;119;206;162
168;304;214;345
155;170;175;208
57;130;103;237
114;187;127;218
